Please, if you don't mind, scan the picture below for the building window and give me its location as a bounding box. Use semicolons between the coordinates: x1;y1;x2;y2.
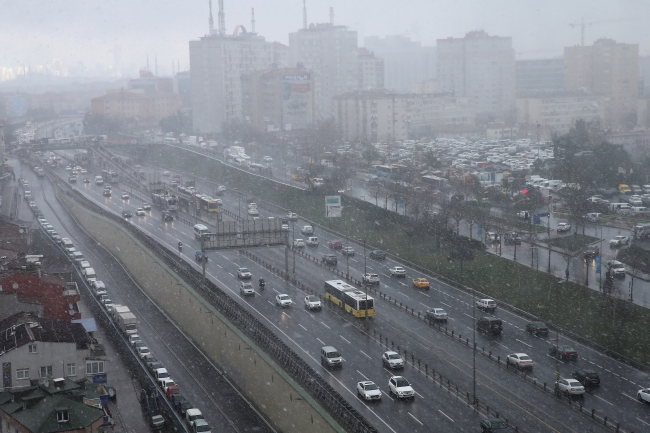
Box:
86;361;105;375
56;410;69;423
16;368;29;379
66;363;76;376
40;366;52;378
28;344;37;353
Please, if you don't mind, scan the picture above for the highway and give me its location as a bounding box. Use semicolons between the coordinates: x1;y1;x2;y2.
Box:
49;149;650;432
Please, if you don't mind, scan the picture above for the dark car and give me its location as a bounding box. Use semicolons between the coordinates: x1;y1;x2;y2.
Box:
584;246;599;260
175;398;193;415
83;178;90;183
122;210;132;218
162;211;174;221
549;345;578;362
572;370;600;386
322;254;338;265
171;394;185;409
103;189;112;197
525;321;549;337
503;232;522;245
477;317;502;335
147;361;164;372
369;250;387;260
480;419;512;432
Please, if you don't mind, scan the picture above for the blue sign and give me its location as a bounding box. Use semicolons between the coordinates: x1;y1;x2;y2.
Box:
595;256;601;274
92;374;107;384
478;221;483;237
100;394;109;407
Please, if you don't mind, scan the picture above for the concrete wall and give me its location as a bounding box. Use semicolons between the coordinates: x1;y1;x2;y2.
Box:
57;193;343;433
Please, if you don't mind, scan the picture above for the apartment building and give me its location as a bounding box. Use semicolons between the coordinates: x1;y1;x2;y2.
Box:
289;23;359;120
516;58;565;92
358;48;384;91
90;90;181;124
517;91;604;134
564;38;639;128
437;30;516;119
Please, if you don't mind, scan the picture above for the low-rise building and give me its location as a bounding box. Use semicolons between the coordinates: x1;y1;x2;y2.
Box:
0;312;106;392
516;91;603;134
0;377;106;432
90;89;182;124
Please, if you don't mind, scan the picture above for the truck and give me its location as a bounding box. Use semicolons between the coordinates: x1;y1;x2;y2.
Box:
111;305;131;321
188;136;198;147
117;312;138;335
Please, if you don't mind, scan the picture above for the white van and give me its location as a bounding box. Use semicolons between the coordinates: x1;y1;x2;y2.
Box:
306;237;319;246
61;238;74;249
83;267;96;281
193;224;210;239
186;408;204;427
616;204;632;215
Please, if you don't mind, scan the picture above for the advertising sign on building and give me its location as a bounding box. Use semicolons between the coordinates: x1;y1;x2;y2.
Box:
2;362;11;389
325;195;342;218
281;74;313;130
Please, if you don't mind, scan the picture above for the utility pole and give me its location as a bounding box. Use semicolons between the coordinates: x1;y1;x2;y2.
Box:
472;286;477;404
547;197;552;273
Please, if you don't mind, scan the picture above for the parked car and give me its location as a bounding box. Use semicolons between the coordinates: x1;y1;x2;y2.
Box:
548;345;578;361
584;212;602;222
369;250;386;260
556;223;571;233
572;370;600;386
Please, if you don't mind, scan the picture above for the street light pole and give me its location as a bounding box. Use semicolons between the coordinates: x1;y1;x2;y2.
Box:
472;286;477;404
547;206;552;274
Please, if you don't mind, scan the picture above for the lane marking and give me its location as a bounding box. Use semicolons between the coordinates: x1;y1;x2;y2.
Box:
594;395;612;405
637;417;650;427
299;324;308;331
359;350;372;360
515;339;532;348
316;338;325;345
341;336;351;344
622;392;641;403
282;312;292;319
408;412;423;425
321;321;331;329
441;302;451;307
438;410;454;423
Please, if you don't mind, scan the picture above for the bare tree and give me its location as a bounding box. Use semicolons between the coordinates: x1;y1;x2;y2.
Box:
367;179;383;207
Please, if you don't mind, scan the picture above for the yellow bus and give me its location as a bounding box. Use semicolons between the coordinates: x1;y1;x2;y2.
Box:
324;280;375;318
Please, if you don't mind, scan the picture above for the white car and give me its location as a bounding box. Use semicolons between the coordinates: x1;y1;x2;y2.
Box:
263;156;273;162
237;267;252;279
239;282;255;296
382;351;404;369
135;208;145;216
389;267;406;277
341;246;355;256
92;280;107;296
362;273;380;284
304;295;322;310
142;202;152;210
162;171;170;176
247;208;259;216
161;379;177;393
606;260;626;276
637;388;650;403
276;294;292;307
357;381;382;401
128;334;142;346
121;192;129;200
555;378;585;396
506;353;534;370
137;346;151;359
556;223;571;233
388;376;414;399
609;236;630;247
293;239;305;248
425;308;448;322
281;223;289;231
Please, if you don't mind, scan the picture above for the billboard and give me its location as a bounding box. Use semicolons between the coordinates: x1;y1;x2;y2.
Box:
325;195;341;218
281;74;312;130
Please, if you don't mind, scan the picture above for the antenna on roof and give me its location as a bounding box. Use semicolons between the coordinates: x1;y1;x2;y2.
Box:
208;0;214;34
218;0;225;35
303;0;307;29
330;7;334;25
251;8;255;34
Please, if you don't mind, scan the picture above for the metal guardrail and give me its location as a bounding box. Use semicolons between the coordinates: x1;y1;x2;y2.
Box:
53;176;378;433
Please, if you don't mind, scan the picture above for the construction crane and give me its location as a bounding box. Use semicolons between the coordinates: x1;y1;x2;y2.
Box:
568;17;640;46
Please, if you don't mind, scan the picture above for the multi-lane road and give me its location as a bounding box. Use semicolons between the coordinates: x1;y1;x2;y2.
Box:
45;150;650;433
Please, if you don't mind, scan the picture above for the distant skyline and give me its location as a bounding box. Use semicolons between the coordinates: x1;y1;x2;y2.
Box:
1;0;649;79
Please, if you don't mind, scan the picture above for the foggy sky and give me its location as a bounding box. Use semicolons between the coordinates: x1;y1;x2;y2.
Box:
1;0;648;77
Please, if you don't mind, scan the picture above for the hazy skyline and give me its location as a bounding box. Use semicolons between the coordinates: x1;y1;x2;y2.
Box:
2;0;648;78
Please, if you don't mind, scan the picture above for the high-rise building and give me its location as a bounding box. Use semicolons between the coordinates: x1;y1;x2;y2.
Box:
173;71;191;107
564;39;638;128
515;59;564;93
242;67;314;131
516;91;604;134
289;23;359;120
358;48;384;90
364;35;436;93
190;29;275;134
437;30;516;119
637;55;650;96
